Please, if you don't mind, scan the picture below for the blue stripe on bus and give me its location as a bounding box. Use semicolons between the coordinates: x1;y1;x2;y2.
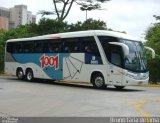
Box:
12;53;70;80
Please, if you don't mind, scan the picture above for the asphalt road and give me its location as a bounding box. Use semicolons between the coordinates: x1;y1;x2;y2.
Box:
0;76;160;117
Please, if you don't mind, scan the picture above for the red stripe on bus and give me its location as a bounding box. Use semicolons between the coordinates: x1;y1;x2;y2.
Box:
48;35;62;38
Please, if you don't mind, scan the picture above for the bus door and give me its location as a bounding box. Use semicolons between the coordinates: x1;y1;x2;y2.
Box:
108;46;123;85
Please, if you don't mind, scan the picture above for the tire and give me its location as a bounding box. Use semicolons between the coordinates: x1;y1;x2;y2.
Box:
26;69;34;81
115;86;125;90
92;73;106;89
17;69;24;80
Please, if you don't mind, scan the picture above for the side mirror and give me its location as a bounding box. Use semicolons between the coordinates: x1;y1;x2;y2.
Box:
109;42;129;58
145;46;155;59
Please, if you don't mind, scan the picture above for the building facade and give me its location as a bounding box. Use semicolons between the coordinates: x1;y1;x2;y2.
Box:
0;5;36;30
0;7;9;30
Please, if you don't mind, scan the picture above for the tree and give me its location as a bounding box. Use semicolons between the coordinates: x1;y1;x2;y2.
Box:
38;0;110;21
38;0;75;21
81;18;107;30
68;18;107;31
153;15;160;22
37;18;68;34
145;15;160;56
79;2;101;20
145;15;160;83
0;30;6;73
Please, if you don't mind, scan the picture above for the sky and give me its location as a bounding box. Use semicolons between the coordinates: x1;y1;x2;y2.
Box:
0;0;160;40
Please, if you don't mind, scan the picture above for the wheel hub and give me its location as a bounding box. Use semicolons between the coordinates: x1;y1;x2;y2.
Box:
95;77;103;87
18;71;23;79
27;73;32;80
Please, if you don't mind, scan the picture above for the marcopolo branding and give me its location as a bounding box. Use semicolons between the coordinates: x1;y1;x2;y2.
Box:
40;54;59;70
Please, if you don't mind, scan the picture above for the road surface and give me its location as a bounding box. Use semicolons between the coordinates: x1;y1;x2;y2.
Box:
0;76;160;118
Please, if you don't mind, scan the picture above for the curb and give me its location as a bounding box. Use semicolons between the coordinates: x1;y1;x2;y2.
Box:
143;84;160;87
0;74;15;77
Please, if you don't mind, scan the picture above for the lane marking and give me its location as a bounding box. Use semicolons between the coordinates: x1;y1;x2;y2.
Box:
132;99;160;123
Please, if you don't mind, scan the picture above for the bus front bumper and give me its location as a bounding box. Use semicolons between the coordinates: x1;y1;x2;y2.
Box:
123;77;149;86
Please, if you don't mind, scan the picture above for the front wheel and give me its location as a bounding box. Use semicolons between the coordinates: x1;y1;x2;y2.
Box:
114;86;125;90
92;73;106;89
26;70;34;81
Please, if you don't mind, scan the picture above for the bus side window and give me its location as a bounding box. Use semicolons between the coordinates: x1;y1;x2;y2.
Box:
47;39;62;53
7;42;13;53
34;41;43;53
12;42;22;53
81;37;100;56
23;42;34;53
63;38;80;53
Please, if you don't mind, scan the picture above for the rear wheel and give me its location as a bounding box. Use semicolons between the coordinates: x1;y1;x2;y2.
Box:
26;69;34;81
17;69;24;80
115;86;125;90
92;73;106;89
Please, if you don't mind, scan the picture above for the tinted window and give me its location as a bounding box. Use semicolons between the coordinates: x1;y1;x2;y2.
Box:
9;42;23;53
98;36;123;67
111;48;122;66
80;37;100;56
23;42;34;53
34;40;44;53
6;42;13;53
46;39;62;53
63;38;80;53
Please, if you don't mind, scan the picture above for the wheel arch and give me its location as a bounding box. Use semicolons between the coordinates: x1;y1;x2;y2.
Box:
16;67;24;76
90;70;105;83
25;67;33;75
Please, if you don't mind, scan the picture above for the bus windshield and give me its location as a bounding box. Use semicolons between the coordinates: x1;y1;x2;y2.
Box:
98;36;148;73
121;39;148;72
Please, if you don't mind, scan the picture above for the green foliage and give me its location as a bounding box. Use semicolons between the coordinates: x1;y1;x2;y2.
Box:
81;19;107;30
0;30;6;73
68;18;107;31
37;18;68;35
80;3;101;11
147;56;160;83
145;15;160;83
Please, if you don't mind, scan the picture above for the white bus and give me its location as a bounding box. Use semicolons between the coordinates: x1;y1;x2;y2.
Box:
5;30;155;89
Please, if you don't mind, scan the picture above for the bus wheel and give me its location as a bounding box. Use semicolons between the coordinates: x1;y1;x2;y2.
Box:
114;86;125;90
92;73;106;89
17;69;24;80
26;69;34;81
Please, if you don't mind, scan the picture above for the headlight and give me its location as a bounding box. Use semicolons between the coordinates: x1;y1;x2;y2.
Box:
126;73;135;78
126;72;149;80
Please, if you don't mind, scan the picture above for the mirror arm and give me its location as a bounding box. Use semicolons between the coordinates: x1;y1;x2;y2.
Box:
144;46;155;59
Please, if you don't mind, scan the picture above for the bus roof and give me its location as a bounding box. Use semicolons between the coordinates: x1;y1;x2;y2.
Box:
6;30;139;42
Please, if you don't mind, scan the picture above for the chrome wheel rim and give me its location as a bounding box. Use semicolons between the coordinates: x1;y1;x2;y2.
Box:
18;71;23;79
27;72;32;81
95;77;104;87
